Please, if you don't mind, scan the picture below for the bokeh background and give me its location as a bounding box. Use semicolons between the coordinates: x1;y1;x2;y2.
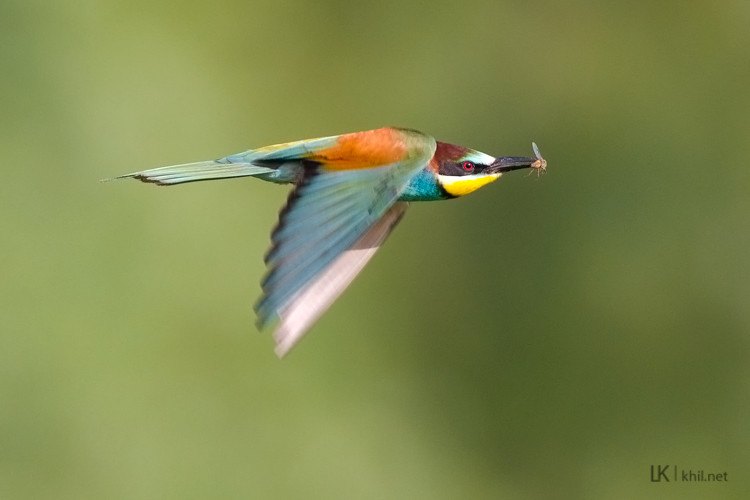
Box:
2;1;748;498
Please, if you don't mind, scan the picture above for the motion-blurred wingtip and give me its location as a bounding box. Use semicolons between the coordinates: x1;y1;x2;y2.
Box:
274;342;292;359
273;328;299;359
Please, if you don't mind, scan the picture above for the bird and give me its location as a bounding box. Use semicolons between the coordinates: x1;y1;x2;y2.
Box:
116;127;546;357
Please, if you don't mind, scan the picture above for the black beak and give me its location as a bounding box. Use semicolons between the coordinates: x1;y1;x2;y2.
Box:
488;142;546;174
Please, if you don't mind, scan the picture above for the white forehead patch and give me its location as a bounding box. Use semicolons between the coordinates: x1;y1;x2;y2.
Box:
462;150;495;165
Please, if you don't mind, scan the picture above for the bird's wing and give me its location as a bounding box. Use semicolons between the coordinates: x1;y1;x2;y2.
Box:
253;127;436;356
272;202;408;357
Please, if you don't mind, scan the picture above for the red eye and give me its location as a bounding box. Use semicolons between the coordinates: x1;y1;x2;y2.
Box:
462;161;475;171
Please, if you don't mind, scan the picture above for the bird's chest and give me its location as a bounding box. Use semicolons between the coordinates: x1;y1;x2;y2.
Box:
399;168;449;201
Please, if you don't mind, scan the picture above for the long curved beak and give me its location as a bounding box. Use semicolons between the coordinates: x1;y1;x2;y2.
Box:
488;142;547;175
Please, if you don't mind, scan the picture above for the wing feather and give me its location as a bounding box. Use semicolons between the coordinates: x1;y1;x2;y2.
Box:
256;167;403;325
272;202;409;357
253;129;437;353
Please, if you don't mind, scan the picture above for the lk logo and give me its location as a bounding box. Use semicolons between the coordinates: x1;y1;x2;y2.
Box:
651;465;673;482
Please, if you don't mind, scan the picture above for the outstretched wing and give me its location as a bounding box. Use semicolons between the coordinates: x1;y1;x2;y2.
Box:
253;128;436;356
271;202;408;357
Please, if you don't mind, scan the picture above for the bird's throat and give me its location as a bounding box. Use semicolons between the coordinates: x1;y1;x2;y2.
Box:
438;174;500;197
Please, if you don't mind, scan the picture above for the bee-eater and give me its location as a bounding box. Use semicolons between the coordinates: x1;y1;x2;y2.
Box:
117;127;546;357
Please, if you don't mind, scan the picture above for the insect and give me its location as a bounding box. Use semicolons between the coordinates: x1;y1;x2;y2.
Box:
116;127;547;356
530;142;547;176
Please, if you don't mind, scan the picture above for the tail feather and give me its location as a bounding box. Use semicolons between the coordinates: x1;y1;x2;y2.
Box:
113;161;274;185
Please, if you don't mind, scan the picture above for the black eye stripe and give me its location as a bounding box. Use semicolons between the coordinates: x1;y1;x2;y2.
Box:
438;159;485;176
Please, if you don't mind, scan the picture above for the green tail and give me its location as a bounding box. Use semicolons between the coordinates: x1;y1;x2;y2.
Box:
111;160;275;185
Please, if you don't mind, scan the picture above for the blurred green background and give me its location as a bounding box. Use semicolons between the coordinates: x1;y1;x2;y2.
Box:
2;0;748;498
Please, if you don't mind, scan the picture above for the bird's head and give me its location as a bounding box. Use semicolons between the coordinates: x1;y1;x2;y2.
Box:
433;141;546;197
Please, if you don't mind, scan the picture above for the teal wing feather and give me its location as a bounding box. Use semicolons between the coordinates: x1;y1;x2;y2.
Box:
255;139;436;352
272;202;409;357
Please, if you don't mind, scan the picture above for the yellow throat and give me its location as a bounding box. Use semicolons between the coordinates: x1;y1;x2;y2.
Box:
439;173;501;197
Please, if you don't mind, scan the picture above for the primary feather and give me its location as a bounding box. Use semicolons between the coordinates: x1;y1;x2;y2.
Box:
272;202;409;357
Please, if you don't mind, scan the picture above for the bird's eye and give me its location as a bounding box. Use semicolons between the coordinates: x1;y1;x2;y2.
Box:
462;161;475;172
